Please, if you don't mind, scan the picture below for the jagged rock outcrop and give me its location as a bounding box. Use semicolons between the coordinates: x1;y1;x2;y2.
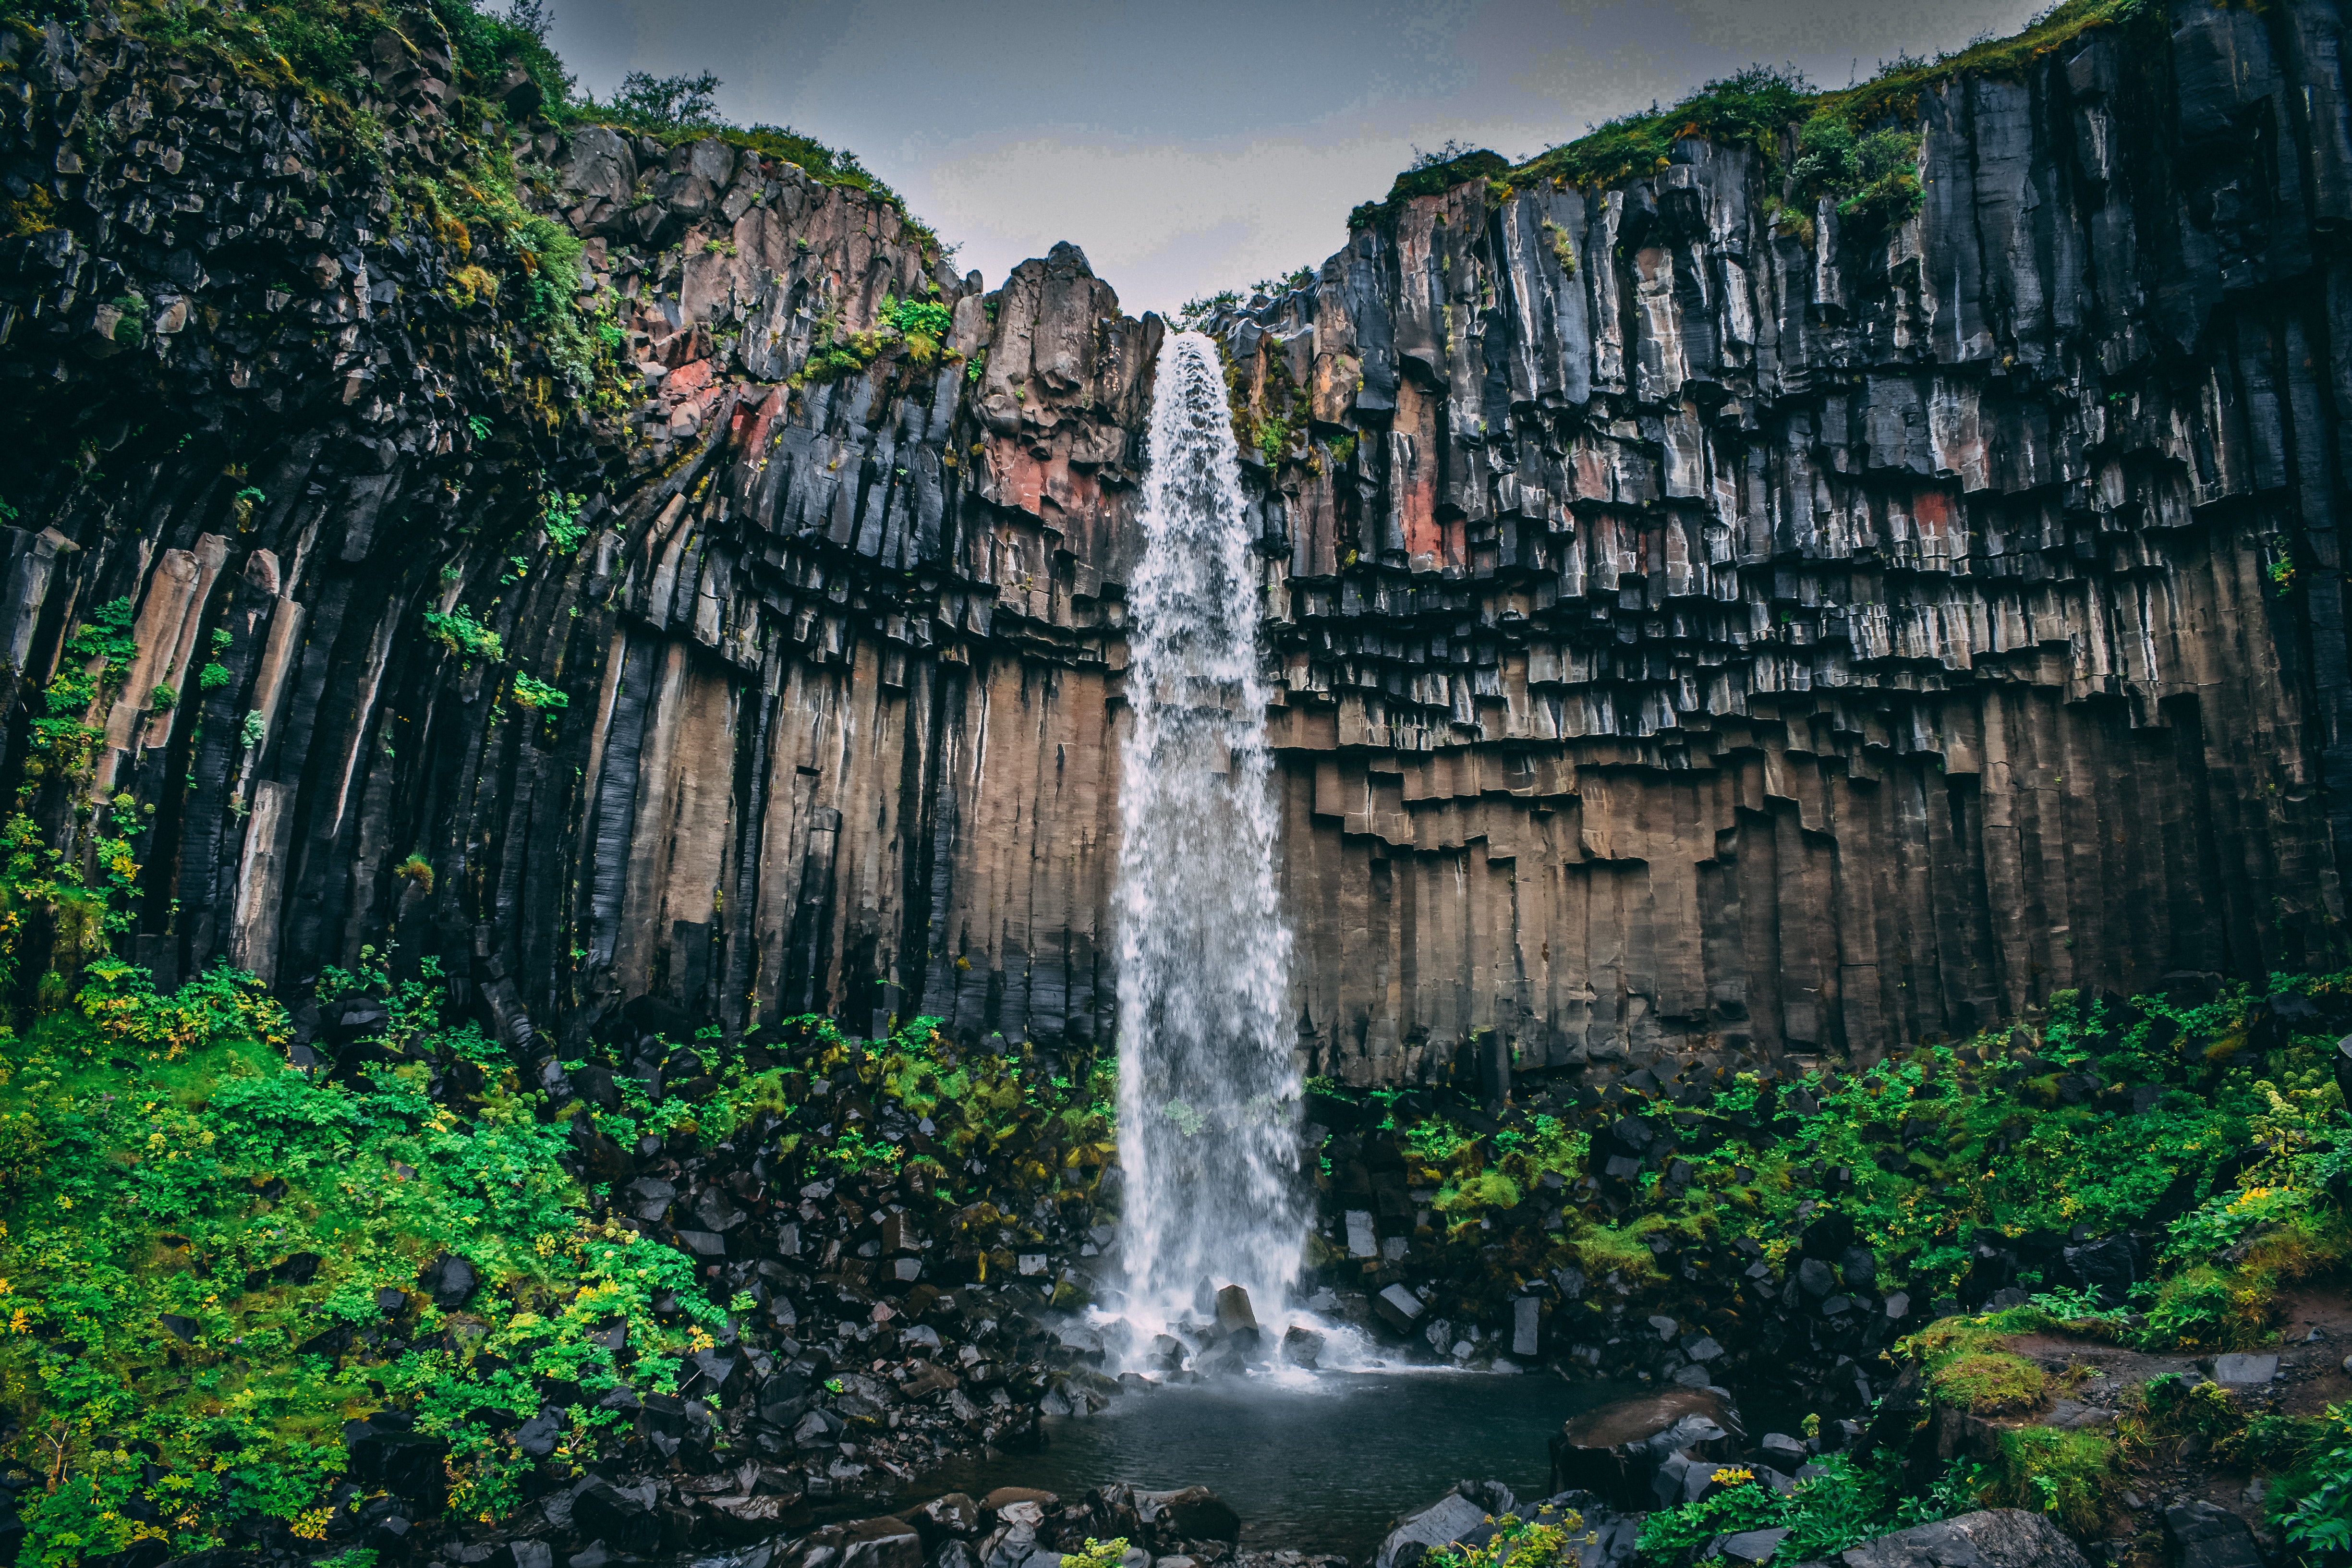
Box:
4;1;2351;1081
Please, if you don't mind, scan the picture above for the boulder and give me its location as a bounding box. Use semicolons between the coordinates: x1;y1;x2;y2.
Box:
2210;1353;2278;1386
342;1415;448;1506
838;1517;924;1568
2163;1500;2262;1568
1722;1528;1789;1563
514;1407;562;1459
1839;1510;2090;1568
1374;1283;1426;1335
1136;1487;1239;1544
1548;1387;1742;1510
572;1477;663;1556
1512;1296;1541;1357
1371;1482;1516;1568
1280;1325;1325;1368
419;1252;475;1308
918;1493;982;1538
2061;1237;2137;1307
1213;1285;1259;1337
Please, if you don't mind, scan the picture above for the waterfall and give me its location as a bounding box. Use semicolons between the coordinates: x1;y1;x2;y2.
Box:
1112;330;1304;1340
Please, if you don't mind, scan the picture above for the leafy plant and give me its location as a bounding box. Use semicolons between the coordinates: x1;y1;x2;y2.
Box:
509;672;569;712
1634;1451;1970;1566
542;490;587;553
604;68;722;130
1432;1503;1585;1568
2271;1402;2352;1562
424;606;504;664
1788;113;1922;229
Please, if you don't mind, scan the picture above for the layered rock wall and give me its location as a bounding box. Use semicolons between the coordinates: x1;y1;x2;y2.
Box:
3;1;2350;1082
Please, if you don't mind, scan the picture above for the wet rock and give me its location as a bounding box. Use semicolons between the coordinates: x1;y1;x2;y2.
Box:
1136;1487;1239;1544
1512;1297;1541;1358
1279;1326;1325;1368
514;1407;563;1459
2210;1353;2278;1386
1840;1511;2089;1568
2163;1501;2262;1568
1721;1528;1788;1563
1548;1387;1741;1510
1372;1482;1519;1568
419;1253;476;1309
342;1414;447;1506
919;1493;983;1538
1374;1284;1426;1335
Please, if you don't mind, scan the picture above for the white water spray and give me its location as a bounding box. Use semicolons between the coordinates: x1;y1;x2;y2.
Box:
1112;331;1307;1347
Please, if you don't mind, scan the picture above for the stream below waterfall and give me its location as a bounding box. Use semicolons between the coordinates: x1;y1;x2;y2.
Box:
896;1371;1627;1560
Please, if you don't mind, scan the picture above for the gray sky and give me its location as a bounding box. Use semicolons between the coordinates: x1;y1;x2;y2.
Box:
545;0;2050;316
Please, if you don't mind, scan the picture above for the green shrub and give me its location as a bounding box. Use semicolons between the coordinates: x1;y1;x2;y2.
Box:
2270;1402;2352;1562
1984;1427;2114;1535
1633;1451;1971;1566
542;490;587;553
424;606;504;663
509;672;568;712
1788;114;1923;229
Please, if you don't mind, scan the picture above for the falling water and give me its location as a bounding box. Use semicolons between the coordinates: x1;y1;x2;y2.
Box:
1112;330;1305;1341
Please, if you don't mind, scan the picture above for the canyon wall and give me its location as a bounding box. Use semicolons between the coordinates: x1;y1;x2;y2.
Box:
3;1;2350;1083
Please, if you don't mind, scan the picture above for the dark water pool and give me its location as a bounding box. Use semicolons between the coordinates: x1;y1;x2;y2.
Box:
897;1371;1623;1561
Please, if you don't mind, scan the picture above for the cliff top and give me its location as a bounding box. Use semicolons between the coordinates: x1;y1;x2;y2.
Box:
0;0;944;240
1344;0;2161;233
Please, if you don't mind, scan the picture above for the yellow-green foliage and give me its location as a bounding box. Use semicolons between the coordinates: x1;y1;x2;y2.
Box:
1983;1427;2115;1534
1432;1503;1586;1568
782;1015;1113;1197
1928;1349;2048;1413
0;961;730;1565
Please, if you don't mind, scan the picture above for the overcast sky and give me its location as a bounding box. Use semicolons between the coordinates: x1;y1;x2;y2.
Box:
544;0;2050;316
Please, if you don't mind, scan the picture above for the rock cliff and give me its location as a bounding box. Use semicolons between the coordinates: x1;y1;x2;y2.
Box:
4;0;2349;1082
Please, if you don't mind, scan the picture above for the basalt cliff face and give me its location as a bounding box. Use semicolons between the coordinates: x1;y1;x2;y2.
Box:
4;1;2350;1082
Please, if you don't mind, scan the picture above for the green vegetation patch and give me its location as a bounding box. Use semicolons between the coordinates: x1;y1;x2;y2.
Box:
1342;0;2162;238
1633;1450;1984;1566
0;958;735;1564
1925;1348;2047;1413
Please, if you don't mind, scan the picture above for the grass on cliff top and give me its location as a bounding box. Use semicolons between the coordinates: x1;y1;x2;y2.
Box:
1345;0;2161;231
21;0;922;225
563;72;928;242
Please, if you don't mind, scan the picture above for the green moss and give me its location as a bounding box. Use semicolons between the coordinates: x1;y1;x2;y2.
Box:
1927;1349;2047;1413
1984;1427;2115;1535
